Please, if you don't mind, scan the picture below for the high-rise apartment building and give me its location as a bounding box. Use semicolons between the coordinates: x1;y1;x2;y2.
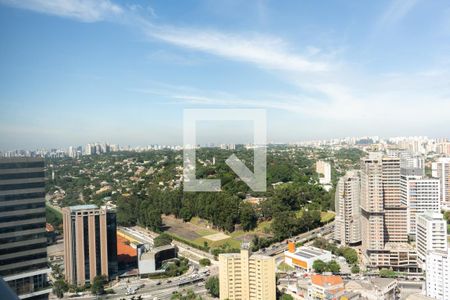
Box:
416;212;448;266
219;245;275;300
334;170;361;246
63;204;117;286
360;153;385;255
382;156;408;243
0;158;51;299
360;153;418;271
432;157;450;210
425;249;450;300
400;176;440;235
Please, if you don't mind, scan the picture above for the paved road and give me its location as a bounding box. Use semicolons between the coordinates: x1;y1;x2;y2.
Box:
132;226;216;263
62;272;210;300
261;221;335;256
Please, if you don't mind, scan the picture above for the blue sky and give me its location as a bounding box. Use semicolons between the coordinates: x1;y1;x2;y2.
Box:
1;0;450;150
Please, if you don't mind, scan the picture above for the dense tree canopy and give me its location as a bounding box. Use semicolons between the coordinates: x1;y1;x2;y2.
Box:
205;276;219;297
153;233;173;247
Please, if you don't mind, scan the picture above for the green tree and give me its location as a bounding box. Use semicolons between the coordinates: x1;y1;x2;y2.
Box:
171;289;202;300
199;258;211;267
90;275;107;295
327;260;341;274
153;233;173;247
341;247;358;264
116;196;137;226
312;260;327;274
142;208;162;231
205;276;219;297
179;207;193;222
351;265;360;274
239;202;257;231
444;211;450;223
271;211;297;240
52;279;68;299
379;268;397;278
280;294;294;300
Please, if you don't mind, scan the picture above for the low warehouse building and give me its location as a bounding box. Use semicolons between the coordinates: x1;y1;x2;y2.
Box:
284;242;332;272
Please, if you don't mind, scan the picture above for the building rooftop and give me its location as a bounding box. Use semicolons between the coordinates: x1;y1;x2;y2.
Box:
419;211;444;221
69;204;98;211
141;244;176;260
291;246;330;258
311;274;343;287
384;242;414;251
370;277;397;290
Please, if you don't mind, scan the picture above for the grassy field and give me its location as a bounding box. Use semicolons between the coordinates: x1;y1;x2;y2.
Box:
162;215;272;250
320;211;335;223
162;211;335;251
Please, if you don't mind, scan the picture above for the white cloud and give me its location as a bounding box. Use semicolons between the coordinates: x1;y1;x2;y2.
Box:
2;0;329;74
139;22;329;73
0;0;123;22
377;0;420;28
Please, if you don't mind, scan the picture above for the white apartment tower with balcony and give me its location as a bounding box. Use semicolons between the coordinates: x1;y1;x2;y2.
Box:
432;157;450;210
425;249;450;300
400;175;440;235
416;212;448;267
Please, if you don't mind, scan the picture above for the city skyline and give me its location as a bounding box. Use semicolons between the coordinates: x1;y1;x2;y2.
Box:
1;0;450;149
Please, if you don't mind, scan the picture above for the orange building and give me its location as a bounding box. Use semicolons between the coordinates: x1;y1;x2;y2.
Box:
117;235;137;264
284;242;332;272
309;274;345;300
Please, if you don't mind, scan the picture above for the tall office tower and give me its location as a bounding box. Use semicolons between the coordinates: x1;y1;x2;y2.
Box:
219;244;276;300
382;156;408;243
63;205;117;286
432;157;450;210
334;170;361;246
425;249;450;300
400;175;440;235
360;153;385;257
416;212;448;266
0;158;51;299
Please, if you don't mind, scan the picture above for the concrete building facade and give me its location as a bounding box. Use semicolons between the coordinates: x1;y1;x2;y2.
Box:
360;152;385;258
63;204;117;285
425;249;450;300
219;246;275;300
334;170;361;246
400;176;440;235
0;157;51;299
316;160;331;185
360;153;418;272
308;274;344;300
382;156;408;243
416;212;448;266
138;244;177;275
432;157;450;210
